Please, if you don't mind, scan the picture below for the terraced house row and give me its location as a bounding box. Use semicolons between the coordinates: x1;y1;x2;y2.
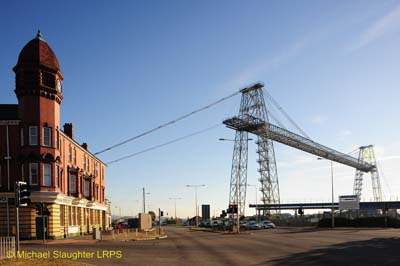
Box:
0;32;111;239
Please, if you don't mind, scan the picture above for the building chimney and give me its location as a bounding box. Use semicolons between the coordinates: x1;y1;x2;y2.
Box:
63;123;74;139
82;142;88;151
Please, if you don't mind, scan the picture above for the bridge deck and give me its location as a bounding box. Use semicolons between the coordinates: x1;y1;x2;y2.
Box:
249;201;400;210
223;117;374;172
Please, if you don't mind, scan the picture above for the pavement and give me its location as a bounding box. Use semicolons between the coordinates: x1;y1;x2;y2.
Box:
19;226;400;265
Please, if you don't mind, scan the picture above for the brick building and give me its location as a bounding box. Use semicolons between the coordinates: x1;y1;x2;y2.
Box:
0;32;110;239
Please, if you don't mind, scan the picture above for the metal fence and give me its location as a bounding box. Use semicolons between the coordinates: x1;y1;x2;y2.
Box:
0;237;15;259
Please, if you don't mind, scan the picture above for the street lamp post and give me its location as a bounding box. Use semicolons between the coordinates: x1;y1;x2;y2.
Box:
186;185;205;227
114;206;121;218
318;158;335;228
143;187;150;213
169;197;182;222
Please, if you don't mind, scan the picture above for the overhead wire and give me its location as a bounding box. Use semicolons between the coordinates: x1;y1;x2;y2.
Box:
106;123;221;164
94;90;241;155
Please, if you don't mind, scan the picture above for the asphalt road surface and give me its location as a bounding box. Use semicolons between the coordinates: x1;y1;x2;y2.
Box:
21;226;400;266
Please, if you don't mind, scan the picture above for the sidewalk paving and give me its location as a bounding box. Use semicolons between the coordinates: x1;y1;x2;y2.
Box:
21;235;98;245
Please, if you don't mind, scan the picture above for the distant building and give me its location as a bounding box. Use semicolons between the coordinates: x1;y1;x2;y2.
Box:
202;204;210;220
0;32;110;239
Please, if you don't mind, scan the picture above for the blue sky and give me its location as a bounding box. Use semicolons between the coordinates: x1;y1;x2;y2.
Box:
1;0;399;217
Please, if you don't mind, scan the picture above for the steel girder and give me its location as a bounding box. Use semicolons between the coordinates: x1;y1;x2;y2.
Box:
353;145;382;201
228;83;280;217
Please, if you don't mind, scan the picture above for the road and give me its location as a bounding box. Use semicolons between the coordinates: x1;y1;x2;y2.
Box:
20;226;400;265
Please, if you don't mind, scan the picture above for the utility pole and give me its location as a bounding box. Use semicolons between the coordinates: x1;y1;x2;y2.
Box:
169;197;182;222
158;208;161;235
186;185;205;227
143;188;145;213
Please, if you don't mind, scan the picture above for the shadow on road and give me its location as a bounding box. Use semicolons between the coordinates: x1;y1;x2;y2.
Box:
273;228;322;234
264;237;400;266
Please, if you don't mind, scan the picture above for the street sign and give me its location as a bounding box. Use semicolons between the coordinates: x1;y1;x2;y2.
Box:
339;195;360;210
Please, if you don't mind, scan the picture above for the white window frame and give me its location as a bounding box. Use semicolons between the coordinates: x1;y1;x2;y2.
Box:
29;163;39;185
29;126;38;145
43;127;52;147
43;164;51;186
69;174;76;193
84;180;90;197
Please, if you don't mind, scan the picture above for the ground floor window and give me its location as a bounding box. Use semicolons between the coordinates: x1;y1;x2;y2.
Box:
83;208;87;225
77;207;81;225
90;209;94;225
60;205;65;226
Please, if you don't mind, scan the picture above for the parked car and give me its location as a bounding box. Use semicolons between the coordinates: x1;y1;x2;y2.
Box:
210;220;221;227
262;221;276;229
248;221;262;230
239;221;249;229
116;222;129;229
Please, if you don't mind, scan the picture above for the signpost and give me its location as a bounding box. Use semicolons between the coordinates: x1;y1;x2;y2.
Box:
339;195;360;211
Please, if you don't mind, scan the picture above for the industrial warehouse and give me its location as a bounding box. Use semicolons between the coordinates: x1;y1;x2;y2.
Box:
0;32;111;239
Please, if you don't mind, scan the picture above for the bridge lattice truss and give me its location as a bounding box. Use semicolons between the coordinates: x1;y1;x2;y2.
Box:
224;83;382;217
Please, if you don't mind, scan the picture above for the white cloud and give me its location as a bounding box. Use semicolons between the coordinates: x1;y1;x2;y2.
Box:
337;129;352;140
310;114;328;125
339;129;352;137
219;35;311;92
352;4;400;51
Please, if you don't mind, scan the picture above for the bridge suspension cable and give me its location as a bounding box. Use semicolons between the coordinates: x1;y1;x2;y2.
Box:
106;123;221;164
265;90;310;139
95;90;241;155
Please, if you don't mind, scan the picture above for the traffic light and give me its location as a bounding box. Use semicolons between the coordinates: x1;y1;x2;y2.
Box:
16;181;30;207
160;211;164;217
298;208;304;215
227;204;238;214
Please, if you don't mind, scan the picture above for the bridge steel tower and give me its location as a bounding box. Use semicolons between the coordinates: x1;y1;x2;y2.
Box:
228;83;280;218
353;145;382;201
